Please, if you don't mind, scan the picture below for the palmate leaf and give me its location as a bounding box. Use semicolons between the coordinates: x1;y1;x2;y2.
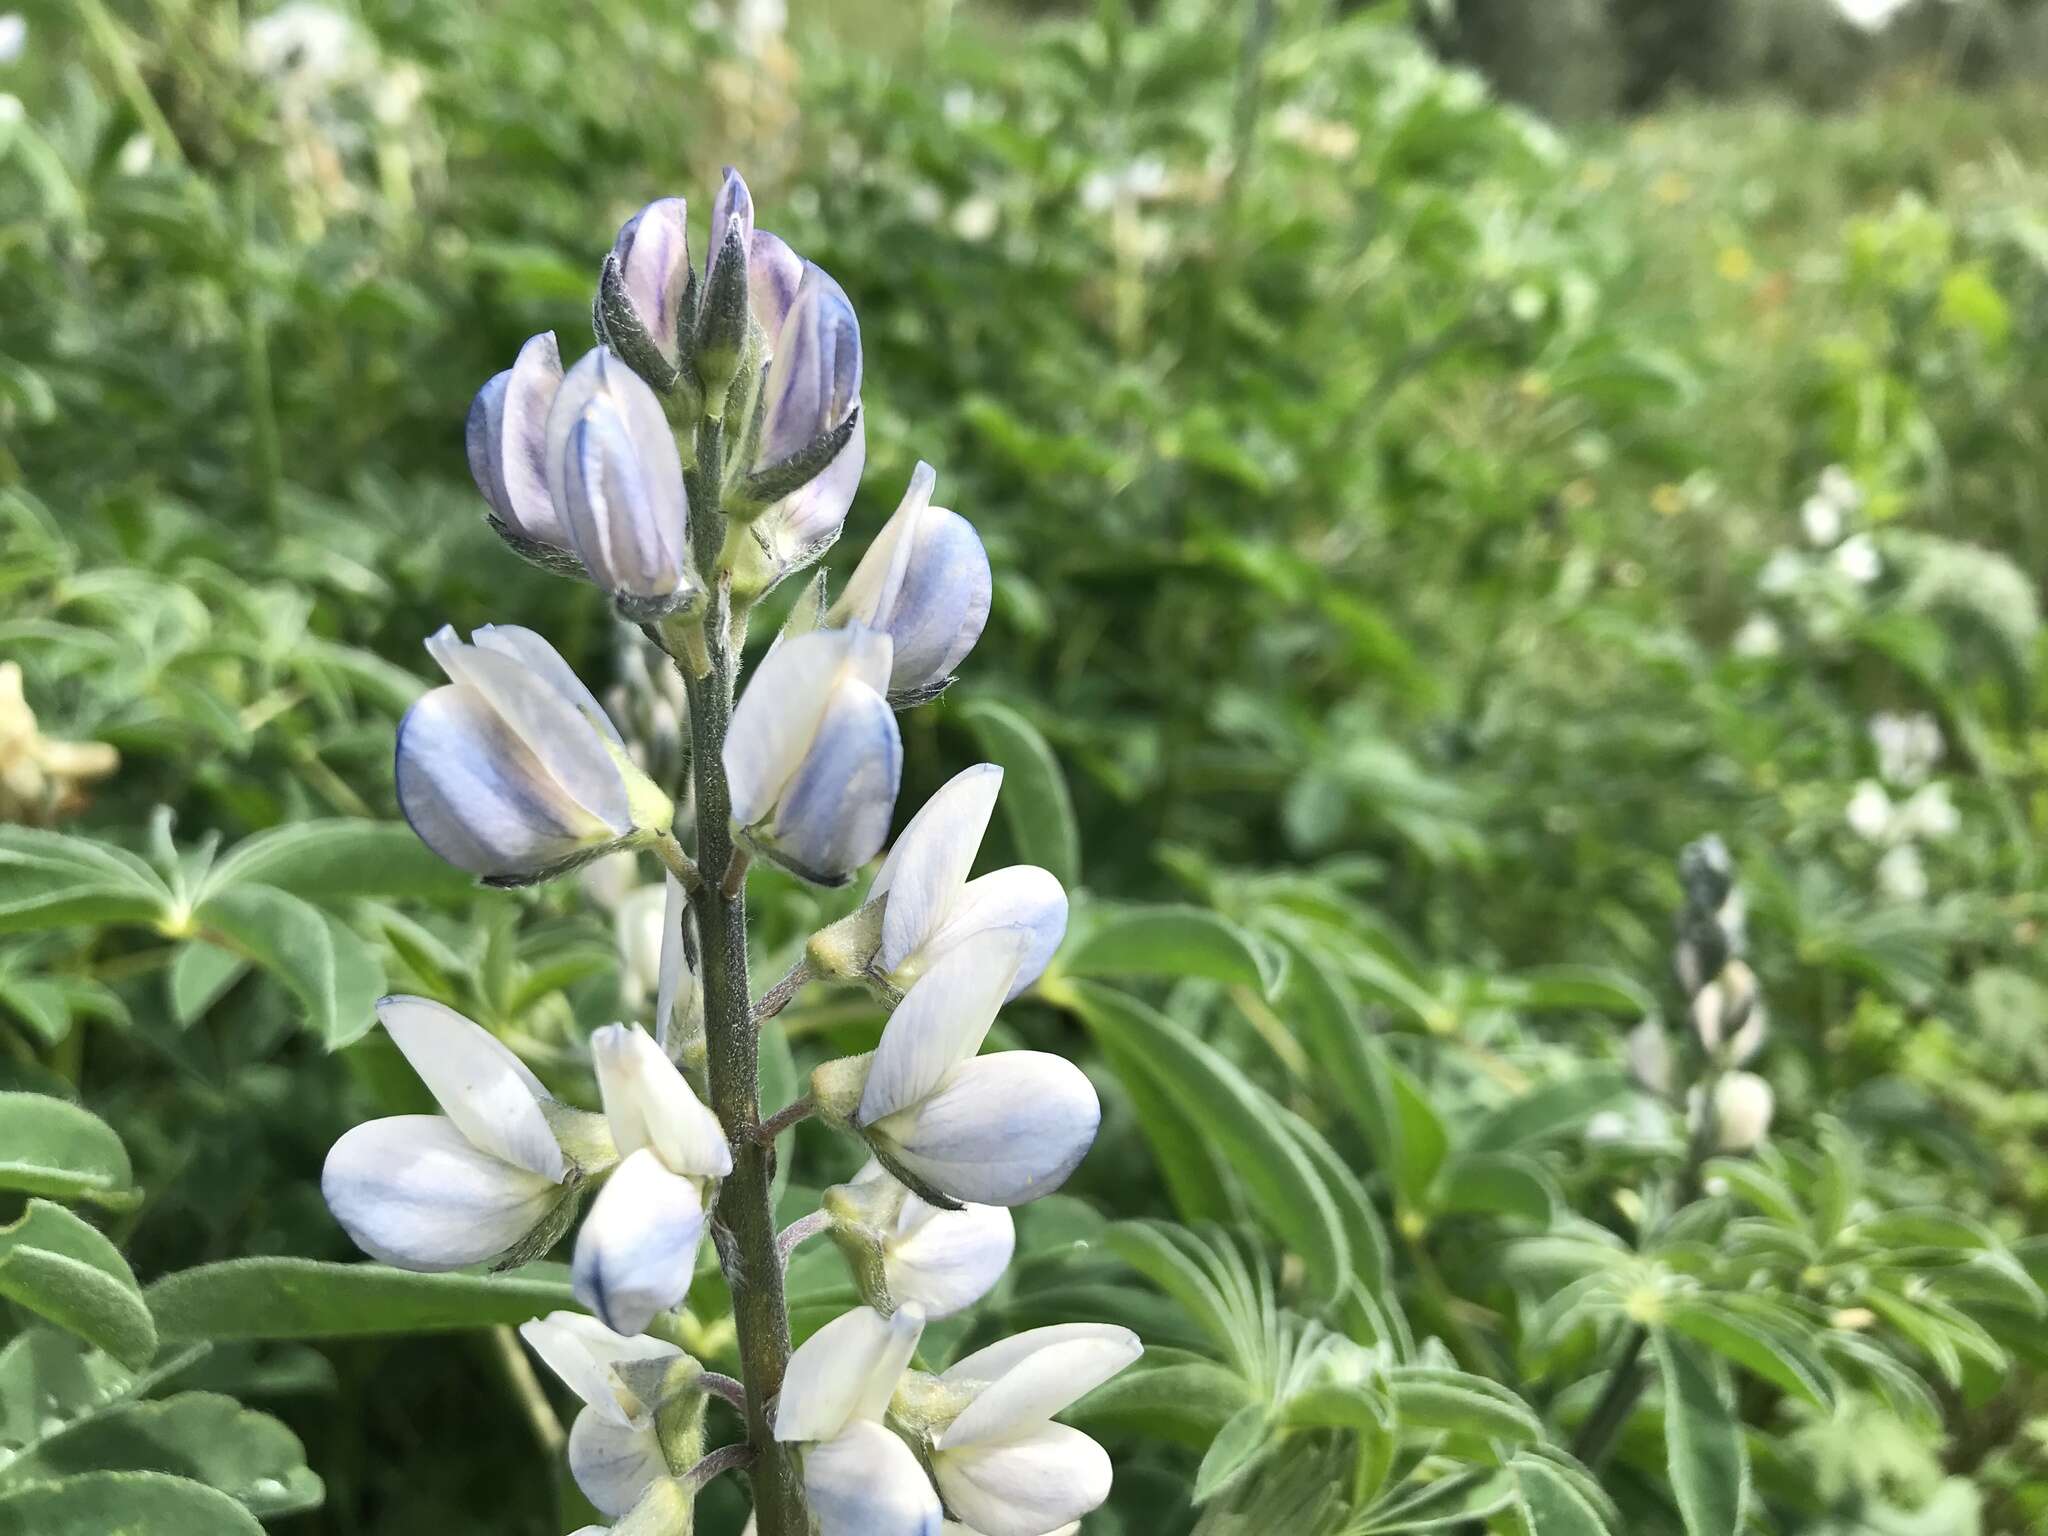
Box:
1512;1451;1617;1536
0;1093;136;1208
1654;1328;1747;1536
193;885;385;1048
1066;903;1284;998
0;1201;157;1370
955;696;1081;887
146;1258;580;1341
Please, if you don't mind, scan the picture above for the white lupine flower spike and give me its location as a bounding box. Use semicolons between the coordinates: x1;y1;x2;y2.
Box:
927;1324;1142;1536
573;1022;733;1336
829;462;991;703
396;624;671;884
521;1312;686;1517
866;762;1068;997
322;997;576;1271
814;929;1101;1208
724;625;902;884
774;1305;939;1536
826;1160;1016;1319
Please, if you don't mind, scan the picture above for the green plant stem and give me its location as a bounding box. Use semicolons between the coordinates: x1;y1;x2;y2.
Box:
683;608;806;1536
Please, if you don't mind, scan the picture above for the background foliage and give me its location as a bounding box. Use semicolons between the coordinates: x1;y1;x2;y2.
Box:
3;0;2047;1531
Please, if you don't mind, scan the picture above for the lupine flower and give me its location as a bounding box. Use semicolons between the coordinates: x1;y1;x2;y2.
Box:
396;625;672;884
1704;1071;1774;1152
827;463;991;701
1895;783;1959;842
1833;532;1881;585
603;198;691;375
1876;843;1929;903
545;347;699;619
1870;711;1942;788
1846;779;1894;843
1624;1018;1672;1097
773;1305;939;1536
573;1023;732;1336
1690;960;1765;1065
521;1311;688;1517
1731;615;1782;659
323;997;580;1270
724;625;901;883
821;929;1100;1207
923;1324;1141;1536
866;763;1067;998
467;332;574;568
753;263;862;481
825;1159;1016;1319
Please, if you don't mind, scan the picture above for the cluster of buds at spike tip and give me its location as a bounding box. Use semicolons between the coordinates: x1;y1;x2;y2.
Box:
394;625;673;886
809;928;1099;1209
322;997;612;1272
772;1306;1140;1536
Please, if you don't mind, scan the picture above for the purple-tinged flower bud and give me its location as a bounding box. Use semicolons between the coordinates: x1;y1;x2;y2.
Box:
694;167;756;403
467;333;580;574
597;197;693;391
829;462;991;704
753;262;862;482
395;624;672;884
723;625;902;885
544;347;701;621
733;414;866;600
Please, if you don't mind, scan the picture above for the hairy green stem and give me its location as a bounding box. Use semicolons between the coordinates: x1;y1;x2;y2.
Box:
683;607;805;1536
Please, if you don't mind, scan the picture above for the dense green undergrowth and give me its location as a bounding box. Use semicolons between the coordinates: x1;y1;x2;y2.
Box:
2;1;2047;1532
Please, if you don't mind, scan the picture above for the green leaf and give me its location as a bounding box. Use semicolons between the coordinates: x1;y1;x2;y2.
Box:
147;1259;580;1341
1192;1401;1273;1503
1066;1356;1250;1449
0;1392;322;1517
194;886;385;1047
1654;1328;1747;1536
167;943;248;1029
1512;1452;1616;1536
1701;1156;1805;1230
1388;1365;1543;1446
1101;1222;1237;1352
0;829;171;935
1386;1060;1449;1211
1359;1468;1516;1532
1274;939;1396;1169
1067;982;1349;1299
0;1470;263;1535
0;1094;135;1207
1467;1072;1631;1154
1481;966;1652;1020
1663;1299;1836;1411
1432;1152;1554;1225
1066;905;1280;998
0;1201;157;1370
956;698;1081;887
1280;1109;1392;1299
200;819;473;904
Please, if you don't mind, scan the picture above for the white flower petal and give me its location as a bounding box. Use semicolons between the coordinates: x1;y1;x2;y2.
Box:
774;1304;926;1444
858;931;1028;1126
942;1324;1141;1389
396;685;609;875
875;1054;1100;1207
910;867;1068;1000
874;508;991;690
470;625;627;746
768;673;902;879
938;1329;1142;1447
886;1200;1014;1320
375;996;563;1180
520;1310;680;1426
567;1404;668;1519
833;464;936;633
760;412;865;575
572;1148;707;1336
467;333;567;545
323;1115;561;1271
749;229;806;341
725;628;867;827
591;1023;732;1178
871;764;1003;973
932;1422;1110;1536
654;873;691;1052
805;1420;942;1536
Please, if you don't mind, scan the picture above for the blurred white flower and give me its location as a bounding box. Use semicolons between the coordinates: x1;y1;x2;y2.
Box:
1869;711;1942;788
1757;551;1805;596
245;2;368;99
1896;783;1959;842
0;14;25;67
1876;843;1929;903
1817;465;1862;512
1833;533;1881;586
1624;1018;1672;1097
1845;780;1894;843
1835;0;1914;32
1800;493;1843;548
1732;615;1782;658
1696;1071;1774;1153
952;195;1000;243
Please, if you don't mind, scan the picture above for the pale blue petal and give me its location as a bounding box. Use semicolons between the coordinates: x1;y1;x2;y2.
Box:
567;1406;667;1518
877;1054;1100;1207
572;1149;706;1336
771;675;901;879
323;1115;560;1271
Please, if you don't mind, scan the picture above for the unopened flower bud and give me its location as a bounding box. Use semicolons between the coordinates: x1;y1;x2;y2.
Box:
745;263;862;500
693;168;755;405
824;1160;1016;1319
723;626;902;884
1624;1019;1672;1096
396;625;673;885
468;332;582;574
521;1311;698;1518
773;1305;939;1536
827;463;990;703
1705;1071;1774;1152
598;197;693;392
545;348;701;621
1691;960;1764;1063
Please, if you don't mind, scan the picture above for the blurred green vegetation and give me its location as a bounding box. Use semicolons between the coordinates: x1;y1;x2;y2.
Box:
4;0;2048;1532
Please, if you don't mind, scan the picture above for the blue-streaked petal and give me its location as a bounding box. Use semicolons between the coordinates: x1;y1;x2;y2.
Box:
572;1148;706;1336
873;1053;1100;1207
546;349;692;602
881;507;990;689
831;463;935;633
396;686;607;876
376;995;563;1179
567;1404;667;1518
775;1305;927;1445
469;624;627;746
757;264;862;471
323;1115;561;1271
760;411;865;576
858;931;1026;1126
886;1200;1014;1321
467;333;567;545
749;229;804;339
871;764;1003;973
614;198;690;365
724;628;869;827
806;1420;942;1536
911;866;1069;1000
769;674;902;879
